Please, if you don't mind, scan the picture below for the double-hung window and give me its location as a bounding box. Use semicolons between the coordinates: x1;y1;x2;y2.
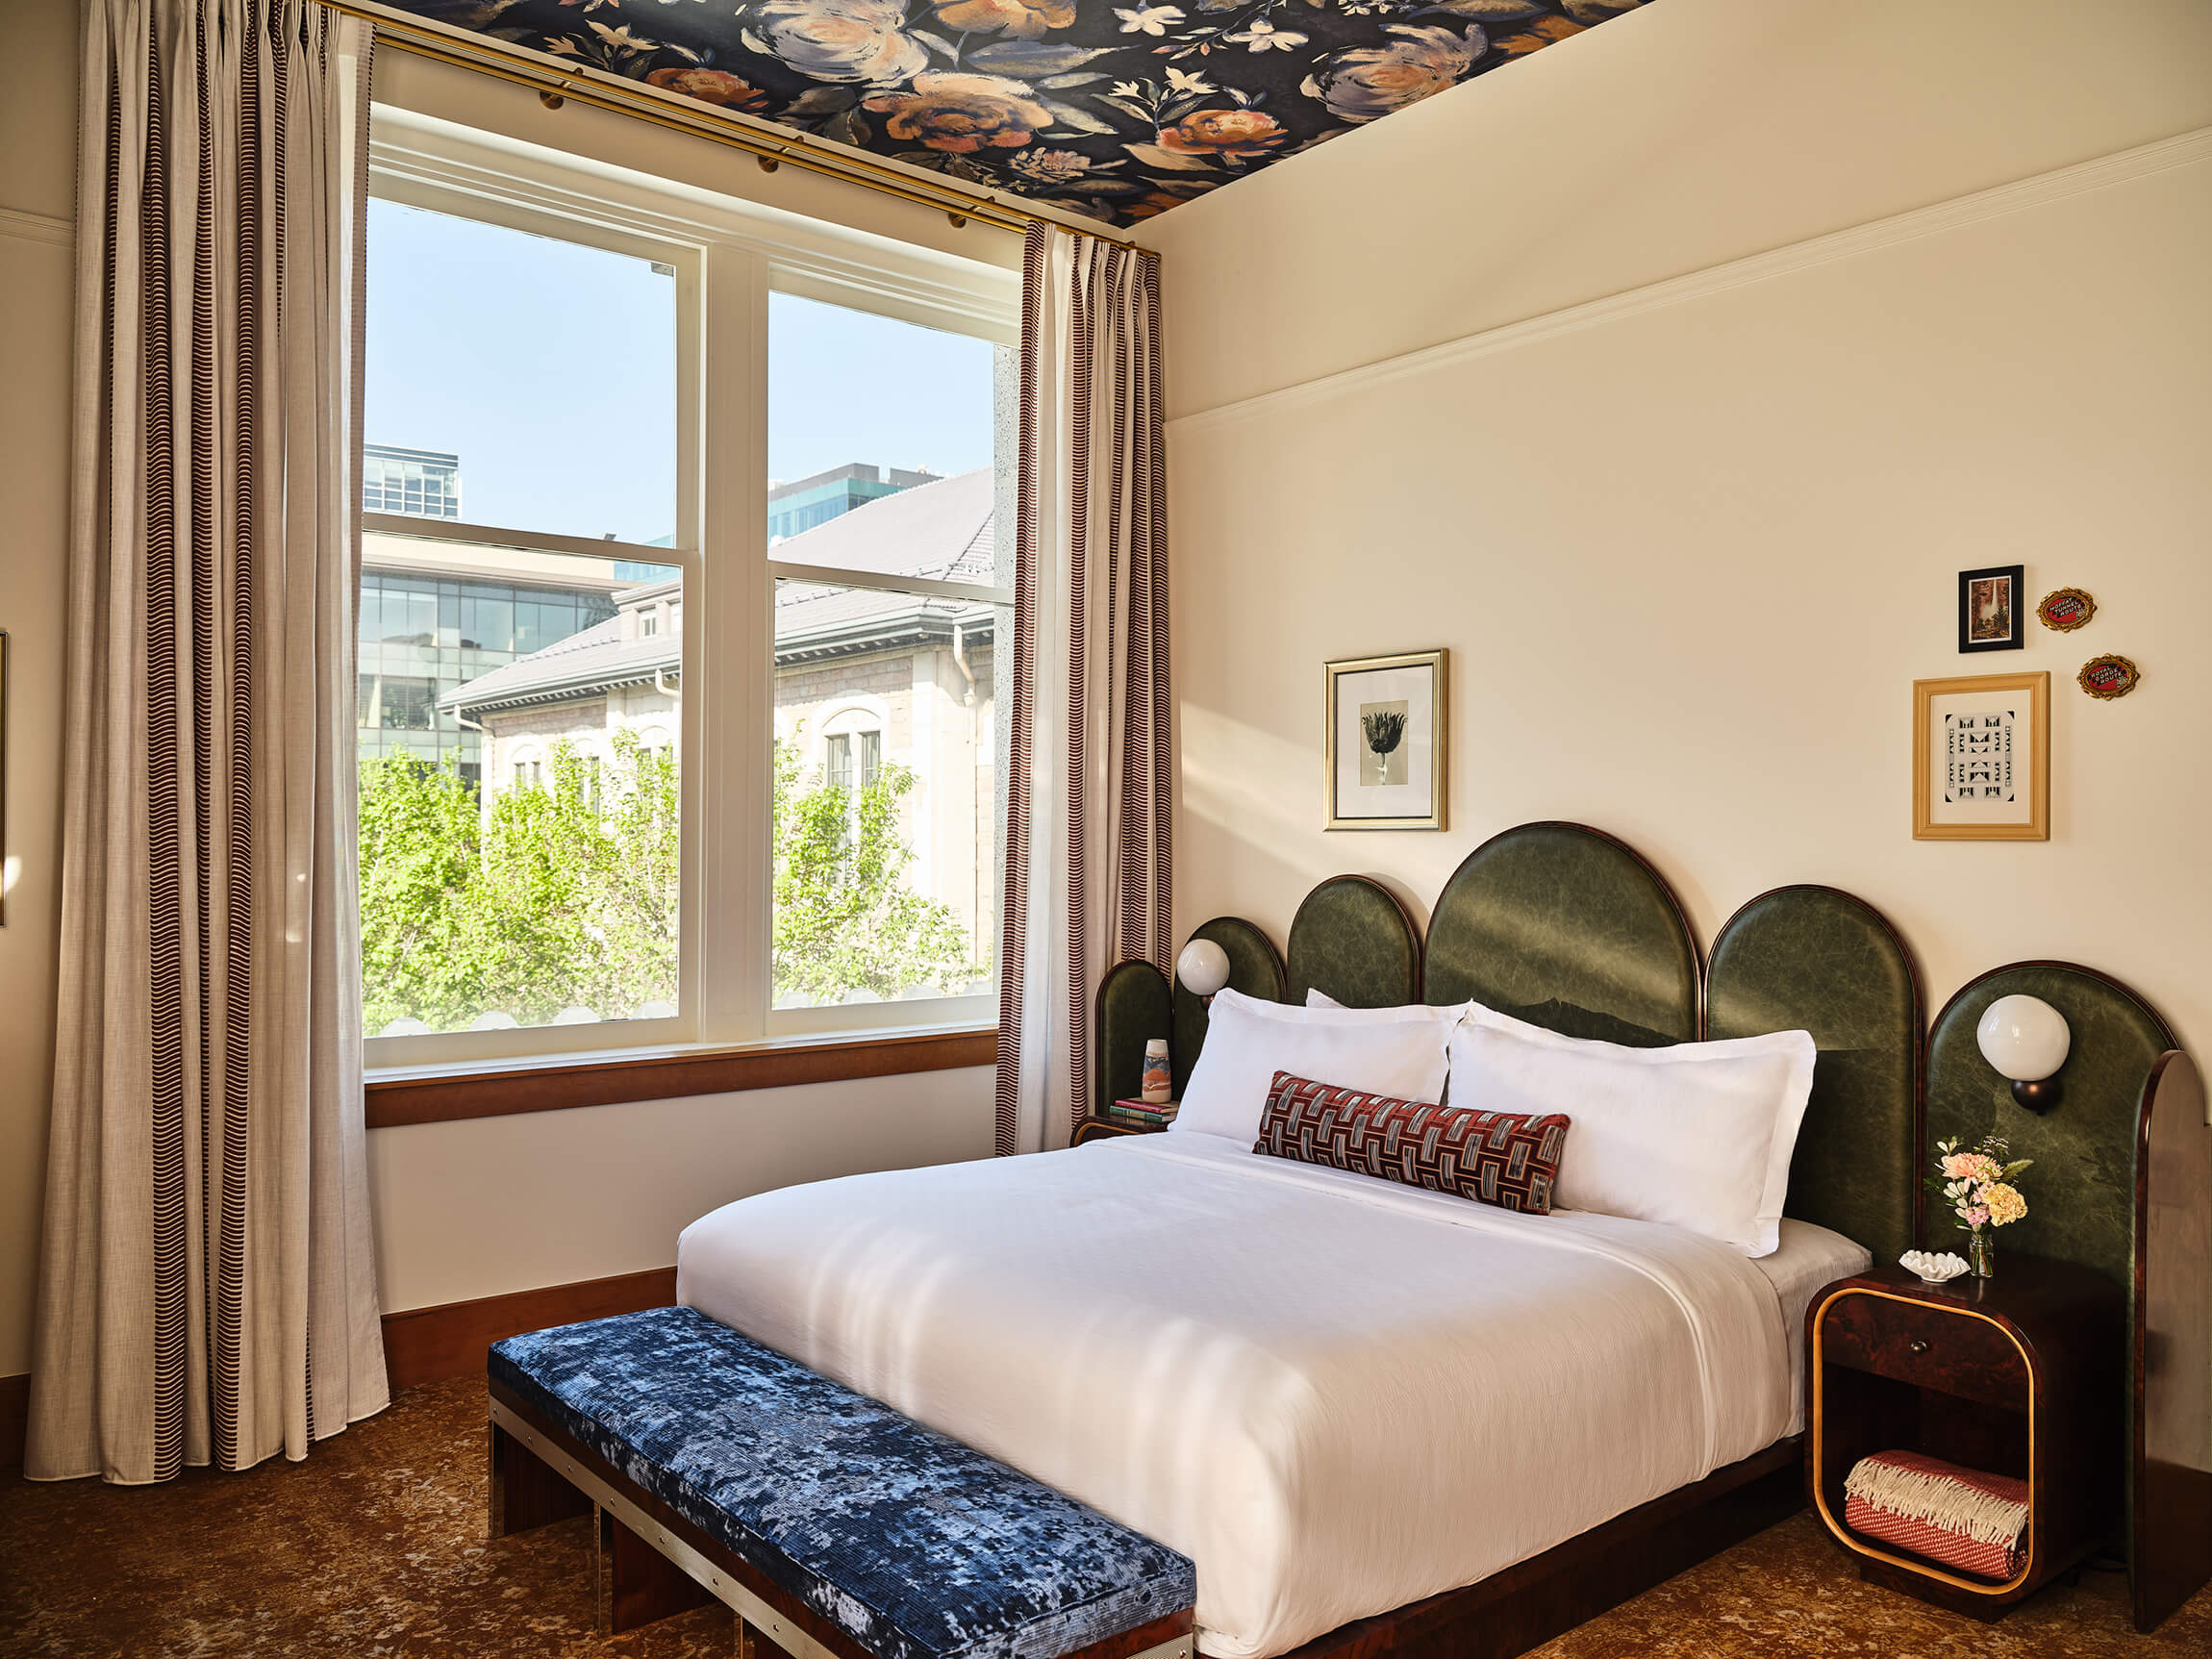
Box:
360;105;1015;1070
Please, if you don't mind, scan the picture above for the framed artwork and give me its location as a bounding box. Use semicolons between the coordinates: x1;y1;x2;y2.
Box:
1325;649;1446;831
1913;670;2049;841
1957;565;2024;653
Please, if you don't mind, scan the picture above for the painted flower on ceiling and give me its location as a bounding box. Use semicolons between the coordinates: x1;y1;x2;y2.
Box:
389;0;1651;226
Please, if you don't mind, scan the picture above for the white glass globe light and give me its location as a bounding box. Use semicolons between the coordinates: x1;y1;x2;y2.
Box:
1176;937;1232;998
1977;993;2070;1082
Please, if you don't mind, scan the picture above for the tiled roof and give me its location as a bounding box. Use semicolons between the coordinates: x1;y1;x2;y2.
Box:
443;467;997;714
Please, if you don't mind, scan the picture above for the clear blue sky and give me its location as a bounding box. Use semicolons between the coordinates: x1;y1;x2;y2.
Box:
364;200;997;545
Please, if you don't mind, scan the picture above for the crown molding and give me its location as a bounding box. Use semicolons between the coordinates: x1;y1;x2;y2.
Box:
1169;125;2212;436
0;206;72;248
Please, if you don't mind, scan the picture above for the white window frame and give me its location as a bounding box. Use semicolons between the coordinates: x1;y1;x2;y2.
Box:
362;104;1017;1071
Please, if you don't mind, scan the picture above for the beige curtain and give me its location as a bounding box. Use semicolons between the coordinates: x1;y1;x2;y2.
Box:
995;226;1172;1156
28;0;386;1484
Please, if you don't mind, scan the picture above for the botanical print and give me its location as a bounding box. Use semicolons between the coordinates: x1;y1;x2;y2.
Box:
385;0;1648;226
1359;698;1408;786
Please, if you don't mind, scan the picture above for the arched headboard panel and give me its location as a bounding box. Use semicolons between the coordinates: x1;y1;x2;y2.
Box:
1422;822;1698;1045
1169;917;1286;1099
1286;877;1421;1010
1925;962;2174;1288
1708;886;1923;1264
1093;959;1172;1120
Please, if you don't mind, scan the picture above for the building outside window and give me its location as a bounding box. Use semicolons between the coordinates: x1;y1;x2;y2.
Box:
364;442;462;518
767;463;939;545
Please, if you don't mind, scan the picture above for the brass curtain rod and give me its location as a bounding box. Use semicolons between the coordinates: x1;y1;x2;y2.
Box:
331;1;1141;249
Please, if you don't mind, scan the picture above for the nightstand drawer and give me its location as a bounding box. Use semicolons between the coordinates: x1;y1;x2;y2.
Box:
1819;1290;2028;1409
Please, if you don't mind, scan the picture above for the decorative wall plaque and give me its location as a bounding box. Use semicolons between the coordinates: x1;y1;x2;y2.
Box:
2078;655;2139;699
2037;588;2096;632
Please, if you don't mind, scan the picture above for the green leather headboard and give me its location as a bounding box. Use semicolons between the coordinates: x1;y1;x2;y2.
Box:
1422;821;1698;1045
1169;917;1286;1099
1286;876;1421;1009
1925;962;2174;1288
1093;959;1173;1120
1707;886;1923;1263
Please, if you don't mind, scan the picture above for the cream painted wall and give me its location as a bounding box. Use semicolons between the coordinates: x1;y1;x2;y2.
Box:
371;1068;993;1312
1137;0;2212;418
1144;1;2212;1069
0;0;80;1381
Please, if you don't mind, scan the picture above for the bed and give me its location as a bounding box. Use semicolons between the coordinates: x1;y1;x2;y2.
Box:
659;821;2203;1655
679;1133;1870;1657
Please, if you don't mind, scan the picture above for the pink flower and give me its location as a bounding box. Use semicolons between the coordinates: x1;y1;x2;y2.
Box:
1965;1206;1991;1227
1942;1152;2000;1184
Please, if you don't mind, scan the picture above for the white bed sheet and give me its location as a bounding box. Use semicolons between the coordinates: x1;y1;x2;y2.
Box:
1752;1218;1874;1429
677;1137;1813;1659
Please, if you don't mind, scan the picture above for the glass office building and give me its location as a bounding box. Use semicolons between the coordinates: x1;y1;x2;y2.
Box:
358;448;622;785
363;443;462;518
767;463;939;544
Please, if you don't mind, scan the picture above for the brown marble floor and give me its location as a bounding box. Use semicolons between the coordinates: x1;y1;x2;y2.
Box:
1;1375;2202;1658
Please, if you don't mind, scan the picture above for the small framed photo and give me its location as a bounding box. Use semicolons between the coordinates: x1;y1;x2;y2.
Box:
1325;649;1446;831
1913;670;2049;841
1958;565;2024;653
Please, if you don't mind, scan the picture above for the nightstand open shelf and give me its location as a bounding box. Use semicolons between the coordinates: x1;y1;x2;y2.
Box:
1806;1256;2124;1620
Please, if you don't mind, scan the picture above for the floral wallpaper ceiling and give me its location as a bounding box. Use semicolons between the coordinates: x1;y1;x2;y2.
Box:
388;0;1649;227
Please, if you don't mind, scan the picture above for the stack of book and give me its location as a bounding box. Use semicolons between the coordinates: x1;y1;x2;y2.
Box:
1106;1096;1179;1128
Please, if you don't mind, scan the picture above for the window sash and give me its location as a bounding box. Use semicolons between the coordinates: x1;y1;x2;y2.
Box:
362;108;1015;1072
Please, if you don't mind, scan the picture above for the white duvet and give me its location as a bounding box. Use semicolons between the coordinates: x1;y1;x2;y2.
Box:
677;1136;1815;1659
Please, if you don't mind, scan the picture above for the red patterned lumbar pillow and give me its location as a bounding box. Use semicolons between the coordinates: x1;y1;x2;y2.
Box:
1843;1449;2029;1580
1253;1070;1569;1215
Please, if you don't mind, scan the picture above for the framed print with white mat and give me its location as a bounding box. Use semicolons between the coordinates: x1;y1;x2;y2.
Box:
1325;650;1446;831
1913;670;2049;841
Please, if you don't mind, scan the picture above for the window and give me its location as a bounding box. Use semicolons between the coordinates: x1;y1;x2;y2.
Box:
361;106;1017;1067
767;293;1008;1028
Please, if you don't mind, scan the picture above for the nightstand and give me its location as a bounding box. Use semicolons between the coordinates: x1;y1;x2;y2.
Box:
1806;1255;2124;1619
1070;1116;1166;1146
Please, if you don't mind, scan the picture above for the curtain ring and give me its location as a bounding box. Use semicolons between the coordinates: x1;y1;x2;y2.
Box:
540;84;568;111
757;153;781;173
947;213;968;229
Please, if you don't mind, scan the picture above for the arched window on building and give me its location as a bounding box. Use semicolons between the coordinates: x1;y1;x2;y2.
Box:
820;707;882;798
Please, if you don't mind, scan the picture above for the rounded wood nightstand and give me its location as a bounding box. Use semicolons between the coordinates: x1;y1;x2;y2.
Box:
1806;1255;2124;1619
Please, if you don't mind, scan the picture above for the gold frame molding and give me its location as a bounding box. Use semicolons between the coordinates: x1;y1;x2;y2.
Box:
1807;1285;2038;1597
1912;670;2049;842
1323;649;1447;832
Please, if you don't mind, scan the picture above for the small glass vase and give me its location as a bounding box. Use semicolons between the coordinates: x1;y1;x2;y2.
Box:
1968;1230;1997;1279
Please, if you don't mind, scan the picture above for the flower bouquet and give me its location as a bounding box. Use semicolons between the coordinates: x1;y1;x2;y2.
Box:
1927;1135;2031;1278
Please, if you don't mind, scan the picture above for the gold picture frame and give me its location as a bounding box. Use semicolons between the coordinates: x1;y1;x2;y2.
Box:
1912;670;2049;842
1324;649;1447;831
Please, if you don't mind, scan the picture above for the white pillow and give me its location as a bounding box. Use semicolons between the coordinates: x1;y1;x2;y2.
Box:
1172;987;1456;1144
1446;1003;1816;1257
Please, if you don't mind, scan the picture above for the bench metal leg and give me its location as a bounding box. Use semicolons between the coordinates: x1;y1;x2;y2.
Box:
596;1505;720;1635
490;1419;591;1539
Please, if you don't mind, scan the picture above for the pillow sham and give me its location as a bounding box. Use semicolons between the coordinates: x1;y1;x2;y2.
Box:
1170;988;1455;1144
1254;1070;1569;1215
1445;1004;1815;1257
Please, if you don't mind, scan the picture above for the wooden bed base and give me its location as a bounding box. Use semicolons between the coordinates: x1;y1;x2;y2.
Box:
490;1368;1799;1659
1275;1438;1803;1659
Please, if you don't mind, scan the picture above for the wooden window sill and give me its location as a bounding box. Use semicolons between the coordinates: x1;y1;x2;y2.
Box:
364;1025;996;1129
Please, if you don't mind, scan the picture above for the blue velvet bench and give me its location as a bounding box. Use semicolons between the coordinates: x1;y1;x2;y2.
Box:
487;1306;1197;1659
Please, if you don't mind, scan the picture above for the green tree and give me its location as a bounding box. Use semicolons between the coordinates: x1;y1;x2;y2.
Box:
357;724;980;1034
770;726;982;1004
